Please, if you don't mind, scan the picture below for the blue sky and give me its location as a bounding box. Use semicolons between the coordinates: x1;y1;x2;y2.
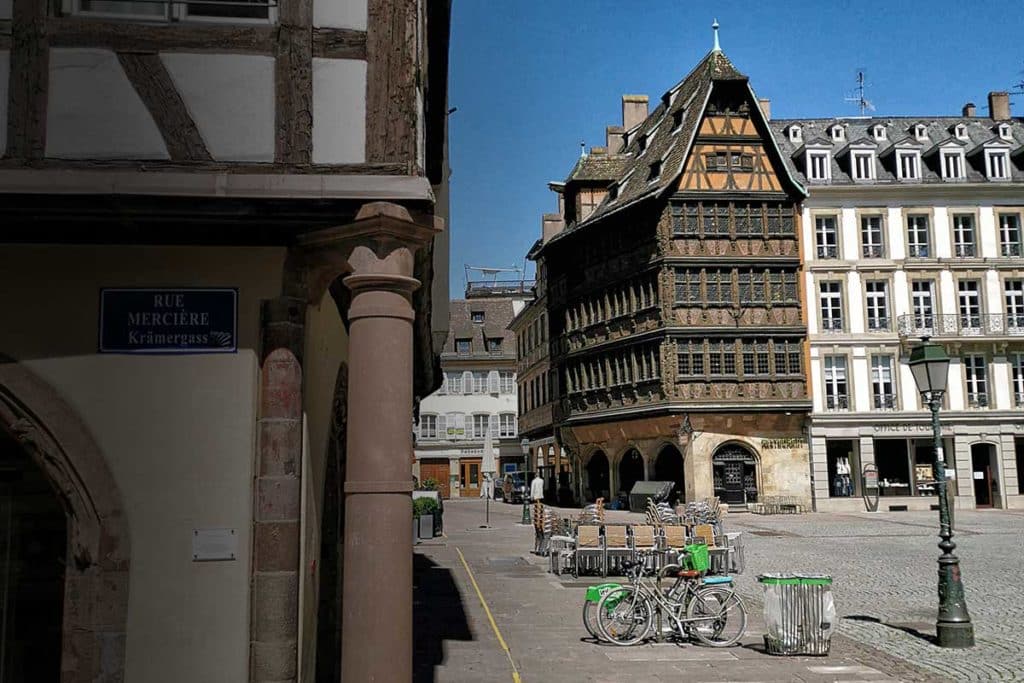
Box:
446;1;1024;298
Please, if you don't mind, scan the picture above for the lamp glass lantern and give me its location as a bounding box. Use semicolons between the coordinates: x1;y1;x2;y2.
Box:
908;340;950;399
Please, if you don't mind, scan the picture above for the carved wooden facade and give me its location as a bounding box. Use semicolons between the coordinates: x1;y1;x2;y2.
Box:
540;48;812;506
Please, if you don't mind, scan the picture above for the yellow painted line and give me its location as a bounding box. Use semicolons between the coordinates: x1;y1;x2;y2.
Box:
455;546;522;683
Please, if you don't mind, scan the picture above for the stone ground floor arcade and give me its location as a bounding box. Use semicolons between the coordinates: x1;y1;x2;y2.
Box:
564;412;813;510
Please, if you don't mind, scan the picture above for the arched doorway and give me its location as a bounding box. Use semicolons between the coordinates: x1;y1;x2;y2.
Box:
585;450;609;502
0;430;66;682
654;444;685;505
712;443;758;506
971;443;998;508
618;449;644;502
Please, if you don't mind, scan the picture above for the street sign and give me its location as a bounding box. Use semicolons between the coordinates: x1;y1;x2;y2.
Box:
100;288;237;354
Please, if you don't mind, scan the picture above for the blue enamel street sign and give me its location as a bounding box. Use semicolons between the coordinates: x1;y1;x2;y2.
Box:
99;288;238;354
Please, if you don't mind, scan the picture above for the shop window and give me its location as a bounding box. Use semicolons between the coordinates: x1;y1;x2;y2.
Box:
874;439;911;497
826;440;856;498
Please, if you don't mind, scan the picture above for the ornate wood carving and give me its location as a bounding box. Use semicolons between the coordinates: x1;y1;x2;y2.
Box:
117;53;212;161
7;0;48;159
365;0;419;164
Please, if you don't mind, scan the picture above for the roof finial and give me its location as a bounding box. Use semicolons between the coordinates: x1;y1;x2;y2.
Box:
579;140;586;158
712;18;721;52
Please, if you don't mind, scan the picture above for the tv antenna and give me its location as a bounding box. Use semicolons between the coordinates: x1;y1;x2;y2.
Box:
844;70;875;116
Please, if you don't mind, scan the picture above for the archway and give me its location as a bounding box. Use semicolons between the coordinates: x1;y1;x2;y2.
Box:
618;449;645;503
0;360;129;683
0;429;66;682
712;443;759;506
654;444;686;505
585;451;609;502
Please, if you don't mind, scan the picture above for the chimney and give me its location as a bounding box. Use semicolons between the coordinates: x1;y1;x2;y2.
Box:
758;98;771;121
988;91;1010;120
962;102;976;117
541;213;565;244
590;146;607;156
606;125;625;153
622;94;649;131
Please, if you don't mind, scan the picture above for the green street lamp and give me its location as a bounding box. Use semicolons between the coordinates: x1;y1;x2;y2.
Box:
520;438;531;525
907;338;975;648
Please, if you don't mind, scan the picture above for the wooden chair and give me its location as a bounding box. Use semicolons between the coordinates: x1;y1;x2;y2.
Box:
693;523;716;547
574;524;603;576
631;524;659;571
603;525;630;577
661;524;688;566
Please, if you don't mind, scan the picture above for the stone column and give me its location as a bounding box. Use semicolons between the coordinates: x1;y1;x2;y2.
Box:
331;204;439;683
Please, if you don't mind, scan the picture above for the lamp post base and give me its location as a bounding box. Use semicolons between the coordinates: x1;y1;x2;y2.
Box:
936;621;975;648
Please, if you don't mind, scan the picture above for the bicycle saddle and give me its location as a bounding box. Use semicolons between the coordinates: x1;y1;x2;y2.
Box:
675;569;701;579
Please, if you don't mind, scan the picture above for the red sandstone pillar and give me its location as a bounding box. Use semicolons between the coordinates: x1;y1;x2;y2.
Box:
336;203;439;682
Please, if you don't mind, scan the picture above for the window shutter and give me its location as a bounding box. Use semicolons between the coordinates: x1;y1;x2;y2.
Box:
437;414;447;438
462;371;473;394
488;370;500;394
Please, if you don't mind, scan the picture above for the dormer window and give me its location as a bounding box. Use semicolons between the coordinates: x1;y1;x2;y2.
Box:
998;123;1013;141
789;125;802;143
940;149;966;180
608;182;620;201
896;150;921;180
672;109;684;132
637;134;648;154
851;151;875;181
913;124;928;141
954;124;968;141
872;125;887;141
830;125;845;142
471;311;485;323
986;149;1010;180
806;150;831;181
647;159;662;182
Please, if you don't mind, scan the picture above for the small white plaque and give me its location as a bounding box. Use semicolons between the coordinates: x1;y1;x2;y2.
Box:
192;528;238;561
945;470;956;480
972;471;985;480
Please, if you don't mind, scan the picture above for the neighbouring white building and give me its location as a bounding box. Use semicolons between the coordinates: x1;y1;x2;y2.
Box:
772;92;1024;512
414;282;532;498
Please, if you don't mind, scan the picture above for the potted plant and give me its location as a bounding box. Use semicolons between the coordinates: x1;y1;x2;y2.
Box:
413;497;439;539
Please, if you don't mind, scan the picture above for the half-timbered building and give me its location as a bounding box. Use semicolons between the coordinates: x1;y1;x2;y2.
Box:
0;1;450;682
540;40;813;510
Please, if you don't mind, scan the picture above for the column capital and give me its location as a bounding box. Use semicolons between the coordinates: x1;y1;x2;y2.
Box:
289;201;443;303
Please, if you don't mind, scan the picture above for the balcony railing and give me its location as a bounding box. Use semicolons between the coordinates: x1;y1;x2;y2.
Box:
897;313;1024;338
821;318;844;332
867;316;891;331
1016;393;1024;408
817;245;839;259
1002;244;1023;257
862;245;885;258
907;244;931;258
954;243;976;257
967;393;989;408
873;394;897;410
825;395;849;410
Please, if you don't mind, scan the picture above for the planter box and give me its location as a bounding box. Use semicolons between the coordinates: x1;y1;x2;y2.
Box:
418;514;434;539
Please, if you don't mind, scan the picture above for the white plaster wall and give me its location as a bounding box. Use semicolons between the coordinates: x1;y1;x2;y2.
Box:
847;270;864;334
312;58;366;164
0;50;8;152
851;352;869;412
947;358;965;410
938;270;956;317
985;270;1002;319
161;53;275;162
314;0;366;29
840;207;857;259
809;356;823;412
888;207;905;259
892;271;909;317
0;245;287;683
46;49;169;159
992;357;1013;409
805;272;819;334
978;206;998;258
933;206;951;258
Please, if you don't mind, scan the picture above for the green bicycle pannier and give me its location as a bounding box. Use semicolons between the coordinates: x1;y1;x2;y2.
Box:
684;543;710;572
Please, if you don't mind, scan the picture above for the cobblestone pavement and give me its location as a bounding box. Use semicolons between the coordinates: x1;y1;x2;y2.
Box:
726;508;1024;682
415;499;952;683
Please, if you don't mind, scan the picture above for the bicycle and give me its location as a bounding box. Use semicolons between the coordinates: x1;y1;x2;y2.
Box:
595;559;747;647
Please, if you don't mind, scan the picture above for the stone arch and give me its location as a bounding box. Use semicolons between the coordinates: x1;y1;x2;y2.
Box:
616;446;645;502
712;440;761;506
654;442;686;505
582;448;610;502
0;358;129;683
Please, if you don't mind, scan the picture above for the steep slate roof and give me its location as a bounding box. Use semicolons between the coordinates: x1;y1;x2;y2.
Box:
547;49;805;246
442;298;517;357
566;153;631;182
770;116;1024;184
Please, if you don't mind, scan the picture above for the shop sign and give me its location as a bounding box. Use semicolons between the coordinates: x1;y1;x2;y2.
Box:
100;288;237;354
761;437;807;450
873;423;952;434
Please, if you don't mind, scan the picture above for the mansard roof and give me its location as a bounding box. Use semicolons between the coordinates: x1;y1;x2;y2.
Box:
547;49;806;246
771;116;1024;184
565;153;631;182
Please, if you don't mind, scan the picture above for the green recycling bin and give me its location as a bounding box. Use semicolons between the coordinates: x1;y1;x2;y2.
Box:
758;574;836;655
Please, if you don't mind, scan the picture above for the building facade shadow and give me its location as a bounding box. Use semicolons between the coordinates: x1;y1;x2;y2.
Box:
414;552;473;682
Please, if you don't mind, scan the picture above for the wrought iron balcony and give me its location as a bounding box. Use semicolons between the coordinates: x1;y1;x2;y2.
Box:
1015;393;1024;408
1002;243;1023;257
873;394;897;410
897;313;1024;338
867;316;891;331
820;317;844;332
907;244;931;258
954;243;976;257
966;393;989;408
862;245;885;258
817;245;839;259
825;395;849;410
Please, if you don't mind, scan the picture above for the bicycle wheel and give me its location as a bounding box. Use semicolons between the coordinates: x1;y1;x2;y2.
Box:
582;599;602;640
685;586;747;647
595;587;653;646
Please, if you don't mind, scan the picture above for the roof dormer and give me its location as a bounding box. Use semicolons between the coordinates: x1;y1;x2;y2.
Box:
997;122;1013;141
912;123;929;142
871;124;887;141
788;124;802;144
953;123;968;141
829;124;846;142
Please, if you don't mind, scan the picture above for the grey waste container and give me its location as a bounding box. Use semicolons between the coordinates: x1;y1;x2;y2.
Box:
628;480;674;512
757;574;835;655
